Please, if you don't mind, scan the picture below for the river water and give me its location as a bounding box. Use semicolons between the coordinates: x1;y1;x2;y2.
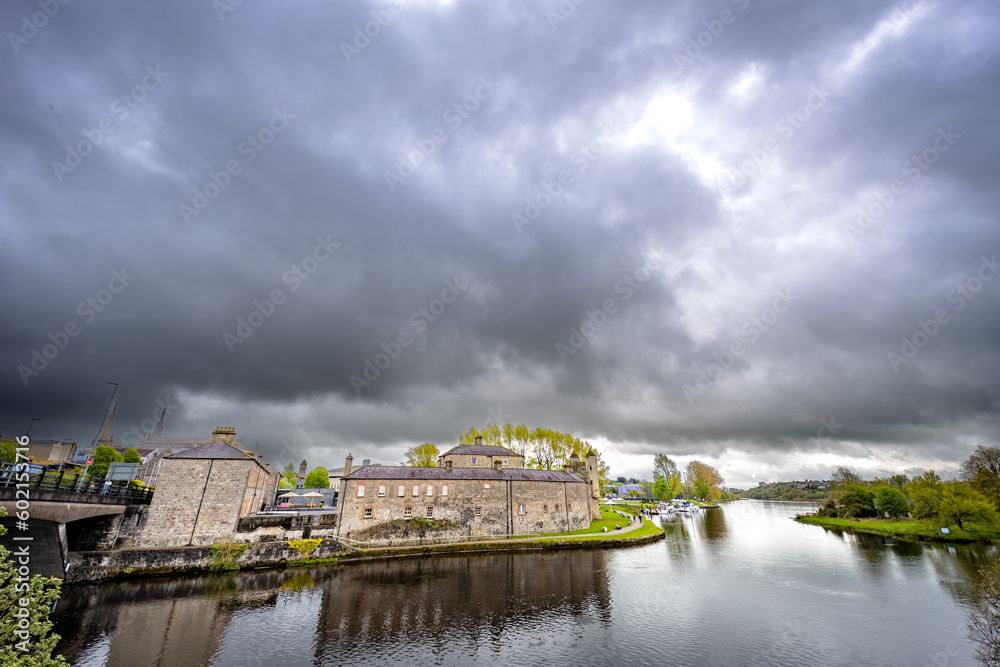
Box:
52;501;996;666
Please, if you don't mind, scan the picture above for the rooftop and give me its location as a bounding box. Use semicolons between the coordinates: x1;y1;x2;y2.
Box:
166;440;255;460
439;444;521;457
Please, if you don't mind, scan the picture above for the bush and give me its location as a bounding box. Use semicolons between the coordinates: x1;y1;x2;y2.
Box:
287;539;322;555
303;467;330;489
875;487;909;518
209;536;248;571
837;484;877;518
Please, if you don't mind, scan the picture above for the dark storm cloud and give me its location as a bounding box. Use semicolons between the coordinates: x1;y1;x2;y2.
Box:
1;0;998;485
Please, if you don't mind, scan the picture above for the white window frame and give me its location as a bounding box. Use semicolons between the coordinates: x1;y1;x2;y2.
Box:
484;482;491;489
529;483;534;489
426;484;434;497
474;506;482;516
357;484;366;498
502;458;509;466
363;507;372;519
412;484;420;497
441;483;449;496
427;506;434;518
397;484;405;497
377;484;386;497
471;457;477;465
404;506;412;517
518;504;526;515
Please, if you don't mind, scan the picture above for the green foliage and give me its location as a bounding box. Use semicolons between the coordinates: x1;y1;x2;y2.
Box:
303;467;330;489
961;446;1000;512
693;479;710;500
407;517;458;530
209;536;248;571
0;508;68;665
938;482;999;530
969;560;1000;665
121;448;142;464
685;461;724;499
836;484;878;518
831;466;864;488
906;471;944;519
653;454;678;481
405;443;439;467
0;438;18;464
875;486;909;518
278;477;294;489
89;445;122;480
460;424;597;471
287;539;322;555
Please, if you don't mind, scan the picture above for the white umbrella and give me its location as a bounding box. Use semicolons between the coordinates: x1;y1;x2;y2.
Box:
278;491;302;498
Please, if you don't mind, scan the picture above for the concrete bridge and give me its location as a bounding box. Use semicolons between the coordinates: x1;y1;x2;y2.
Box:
0;466;152;577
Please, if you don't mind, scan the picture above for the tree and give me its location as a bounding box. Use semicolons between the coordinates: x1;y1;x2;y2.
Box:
405;443;439;467
832;466;864;488
0;507;68;665
693;479;710;500
837;484;877;518
961;446;1000;512
875;487;909;518
303;467;330;489
938;483;999;530
281;463;297;488
685;461;724;499
653;454;678;481
121;448;142;464
905;470;944;519
0;438;17;464
968;560;1000;665
89;445;122;480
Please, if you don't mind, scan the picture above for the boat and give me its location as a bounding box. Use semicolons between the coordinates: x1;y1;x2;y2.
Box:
655;503;674;515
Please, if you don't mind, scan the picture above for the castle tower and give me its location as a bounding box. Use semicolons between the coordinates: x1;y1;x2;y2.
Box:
585;449;602;520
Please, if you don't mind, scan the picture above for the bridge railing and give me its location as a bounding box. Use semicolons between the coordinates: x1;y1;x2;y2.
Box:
0;463;154;504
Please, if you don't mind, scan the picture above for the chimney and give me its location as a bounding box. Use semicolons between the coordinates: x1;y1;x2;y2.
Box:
475;436;483;447
344;453;353;477
363;458;371;466
445;460;453;471
256;454;263;463
493;459;503;471
212;426;236;445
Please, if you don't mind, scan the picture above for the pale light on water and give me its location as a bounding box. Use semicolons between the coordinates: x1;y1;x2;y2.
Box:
53;501;995;666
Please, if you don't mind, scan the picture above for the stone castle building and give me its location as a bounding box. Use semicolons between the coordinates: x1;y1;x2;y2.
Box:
335;437;601;540
137;436;279;547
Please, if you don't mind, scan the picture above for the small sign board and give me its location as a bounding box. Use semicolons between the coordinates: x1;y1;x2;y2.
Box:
941;527;950;535
86;459;93;466
105;462;140;481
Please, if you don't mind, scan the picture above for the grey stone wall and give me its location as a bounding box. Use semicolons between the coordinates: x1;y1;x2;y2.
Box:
336;477;592;539
440;453;524;469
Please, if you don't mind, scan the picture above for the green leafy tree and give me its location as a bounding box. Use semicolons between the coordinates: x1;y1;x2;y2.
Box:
303;467;330;489
938;483;999;530
836;484;877;518
121;448;142;464
405;443;439;467
685;461;724;500
961;446;1000;512
0;438;18;464
693;479;710;500
905;470;944;519
653;454;678;481
0;507;68;665
281;463;297;487
875;487;909;518
968;560;1000;665
89;445;122;479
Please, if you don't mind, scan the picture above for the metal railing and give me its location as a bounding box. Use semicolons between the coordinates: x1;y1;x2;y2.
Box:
0;463;154;504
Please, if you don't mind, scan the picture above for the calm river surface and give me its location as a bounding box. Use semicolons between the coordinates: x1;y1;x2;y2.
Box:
53;501;997;666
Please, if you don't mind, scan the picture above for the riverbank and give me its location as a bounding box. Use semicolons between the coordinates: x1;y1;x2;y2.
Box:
796;514;1000;544
66;518;664;583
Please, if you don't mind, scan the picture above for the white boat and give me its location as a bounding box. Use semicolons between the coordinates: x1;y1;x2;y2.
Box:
655;504;673;515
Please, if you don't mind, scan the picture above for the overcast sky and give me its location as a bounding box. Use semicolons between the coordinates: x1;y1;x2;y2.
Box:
2;0;998;487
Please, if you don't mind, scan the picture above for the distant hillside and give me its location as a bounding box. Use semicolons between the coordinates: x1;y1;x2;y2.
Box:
741;480;832;501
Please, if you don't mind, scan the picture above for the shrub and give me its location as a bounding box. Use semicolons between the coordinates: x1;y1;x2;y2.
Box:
875;487;909;518
837;484;877;518
209;536;248;571
287;539;322;555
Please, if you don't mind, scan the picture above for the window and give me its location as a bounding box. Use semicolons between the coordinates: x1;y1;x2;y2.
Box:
397;484;405;497
518;504;526;514
404;506;412;517
470;457;477;465
557;484;562;490
543;504;548;513
377;484;386;497
567;503;572;511
529;483;534;490
412;484;420;497
502;458;509;465
555;504;559;513
427;506;434;518
441;483;449;496
363;507;373;519
426;484;434;496
484;482;491;489
474;506;482;516
357;484;366;497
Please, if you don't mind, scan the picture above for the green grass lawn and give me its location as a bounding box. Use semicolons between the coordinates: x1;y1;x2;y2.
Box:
506;507;660;541
796;514;1000;543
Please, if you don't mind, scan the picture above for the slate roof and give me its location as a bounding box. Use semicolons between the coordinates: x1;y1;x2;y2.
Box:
346;465;585;483
439;444;520;457
166;440;254;460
